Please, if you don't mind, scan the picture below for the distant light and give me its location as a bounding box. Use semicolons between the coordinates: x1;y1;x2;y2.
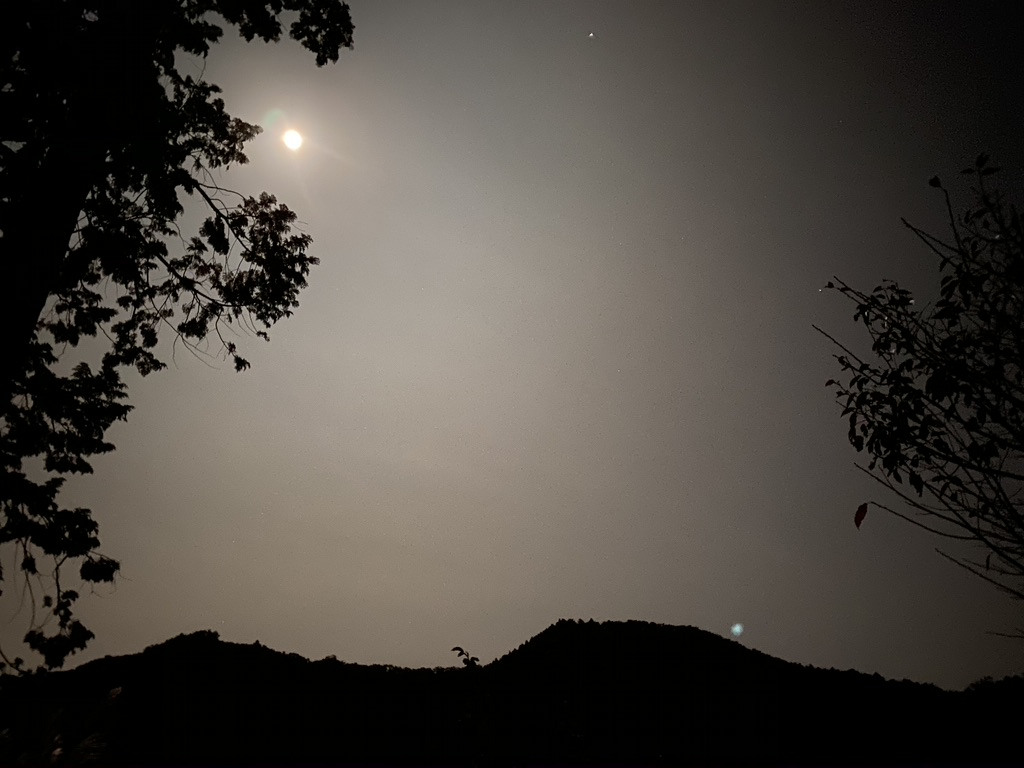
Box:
588;32;595;38
282;129;303;151
731;623;744;637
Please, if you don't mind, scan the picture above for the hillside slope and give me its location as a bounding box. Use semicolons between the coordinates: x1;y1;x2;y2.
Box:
0;619;1018;764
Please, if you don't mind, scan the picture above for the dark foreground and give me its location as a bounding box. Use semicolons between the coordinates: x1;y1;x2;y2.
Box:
0;619;1019;764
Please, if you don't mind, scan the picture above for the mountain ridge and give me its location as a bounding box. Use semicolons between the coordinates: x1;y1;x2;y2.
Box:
0;618;1018;764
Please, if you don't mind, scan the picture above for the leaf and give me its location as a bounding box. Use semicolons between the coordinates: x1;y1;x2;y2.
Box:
80;556;120;583
928;176;942;188
854;503;868;529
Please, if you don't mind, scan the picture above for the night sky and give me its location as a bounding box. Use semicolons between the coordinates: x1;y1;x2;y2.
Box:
5;0;1023;691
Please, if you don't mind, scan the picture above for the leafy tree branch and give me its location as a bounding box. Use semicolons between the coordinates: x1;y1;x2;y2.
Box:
818;154;1024;606
1;0;354;670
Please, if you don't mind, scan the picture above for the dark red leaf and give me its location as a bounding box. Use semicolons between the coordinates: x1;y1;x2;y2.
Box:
854;503;868;529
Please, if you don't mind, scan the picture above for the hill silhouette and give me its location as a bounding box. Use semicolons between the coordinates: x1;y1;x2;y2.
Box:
0;618;1018;764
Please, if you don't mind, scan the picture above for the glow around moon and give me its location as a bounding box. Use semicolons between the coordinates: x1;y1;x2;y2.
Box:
282;129;303;151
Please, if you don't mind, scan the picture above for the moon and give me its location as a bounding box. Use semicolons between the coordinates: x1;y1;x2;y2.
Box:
282;129;303;151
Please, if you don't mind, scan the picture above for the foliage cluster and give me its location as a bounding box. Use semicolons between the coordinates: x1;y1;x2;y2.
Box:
817;154;1024;610
0;0;353;671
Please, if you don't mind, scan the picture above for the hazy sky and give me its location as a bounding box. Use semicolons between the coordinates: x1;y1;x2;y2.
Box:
5;0;1023;691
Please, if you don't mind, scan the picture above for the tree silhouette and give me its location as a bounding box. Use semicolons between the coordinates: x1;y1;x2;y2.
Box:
816;155;1024;622
0;1;354;671
452;646;480;668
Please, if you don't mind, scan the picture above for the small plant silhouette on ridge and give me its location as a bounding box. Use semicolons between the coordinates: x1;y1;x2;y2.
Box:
451;646;479;668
